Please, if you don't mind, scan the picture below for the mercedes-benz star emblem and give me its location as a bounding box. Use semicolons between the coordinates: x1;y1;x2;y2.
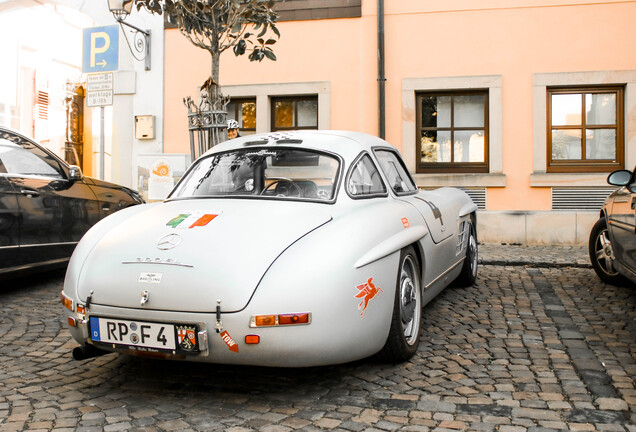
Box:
157;233;182;250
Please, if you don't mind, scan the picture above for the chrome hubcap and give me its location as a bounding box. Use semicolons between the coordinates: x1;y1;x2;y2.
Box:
468;229;478;277
595;228;619;276
400;255;421;345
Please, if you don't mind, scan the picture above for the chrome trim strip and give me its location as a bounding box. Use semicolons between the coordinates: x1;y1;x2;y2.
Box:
425;257;464;290
0;241;78;250
122;260;194;268
20;241;78;248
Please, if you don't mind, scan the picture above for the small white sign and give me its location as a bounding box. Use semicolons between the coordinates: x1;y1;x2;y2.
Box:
148;176;174;201
87;90;113;107
87;73;113;91
138;272;163;284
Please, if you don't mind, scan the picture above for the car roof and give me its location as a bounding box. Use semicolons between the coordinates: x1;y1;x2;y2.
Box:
203;130;395;163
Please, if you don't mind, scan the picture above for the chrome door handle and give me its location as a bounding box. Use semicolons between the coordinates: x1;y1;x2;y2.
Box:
20;189;40;198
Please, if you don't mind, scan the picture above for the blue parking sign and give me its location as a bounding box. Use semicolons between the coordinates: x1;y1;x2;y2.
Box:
82;25;119;73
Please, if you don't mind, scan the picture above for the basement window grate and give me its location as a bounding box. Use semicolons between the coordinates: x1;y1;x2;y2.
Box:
551;187;616;210
458;187;486;210
419;187;486;210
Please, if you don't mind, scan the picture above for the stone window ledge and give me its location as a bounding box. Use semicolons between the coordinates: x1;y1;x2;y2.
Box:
413;173;506;188
530;172;610;187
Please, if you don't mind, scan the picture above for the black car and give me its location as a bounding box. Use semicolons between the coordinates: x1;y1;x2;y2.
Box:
0;127;144;276
589;166;636;286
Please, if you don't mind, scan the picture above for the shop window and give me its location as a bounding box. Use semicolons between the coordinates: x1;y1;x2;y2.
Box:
547;86;624;173
0;103;19;129
271;96;318;131
416;90;489;173
227;98;256;136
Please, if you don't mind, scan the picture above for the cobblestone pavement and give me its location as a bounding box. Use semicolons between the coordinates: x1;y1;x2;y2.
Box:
479;244;590;268
0;249;634;432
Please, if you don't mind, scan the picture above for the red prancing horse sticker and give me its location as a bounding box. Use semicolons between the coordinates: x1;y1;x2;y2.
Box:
355;277;383;317
220;330;239;353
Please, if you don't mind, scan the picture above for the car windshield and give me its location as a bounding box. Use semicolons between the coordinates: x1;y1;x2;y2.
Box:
170;148;340;201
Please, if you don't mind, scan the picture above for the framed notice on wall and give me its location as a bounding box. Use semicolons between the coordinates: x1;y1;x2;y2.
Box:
136;154;190;202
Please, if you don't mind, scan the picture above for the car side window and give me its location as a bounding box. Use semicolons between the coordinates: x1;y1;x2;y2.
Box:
347;154;387;197
375;149;417;194
0;138;63;178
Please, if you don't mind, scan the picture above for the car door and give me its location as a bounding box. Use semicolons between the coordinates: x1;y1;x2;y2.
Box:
0;131;101;267
627;189;636;273
374;148;453;244
608;169;636;273
0;158;21;270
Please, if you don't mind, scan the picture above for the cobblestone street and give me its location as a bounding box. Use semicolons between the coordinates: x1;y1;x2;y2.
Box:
0;248;634;431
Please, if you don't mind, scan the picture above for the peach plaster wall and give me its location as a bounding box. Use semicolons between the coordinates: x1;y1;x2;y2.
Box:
163;15;377;155
164;1;636;213
382;1;636;211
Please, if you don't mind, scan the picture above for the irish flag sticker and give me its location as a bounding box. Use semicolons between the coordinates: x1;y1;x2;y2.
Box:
166;213;219;229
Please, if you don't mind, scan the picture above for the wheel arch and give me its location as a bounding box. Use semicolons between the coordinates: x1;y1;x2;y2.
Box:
411;240;426;284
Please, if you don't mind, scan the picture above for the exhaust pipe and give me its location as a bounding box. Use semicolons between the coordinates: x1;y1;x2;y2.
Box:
72;344;108;361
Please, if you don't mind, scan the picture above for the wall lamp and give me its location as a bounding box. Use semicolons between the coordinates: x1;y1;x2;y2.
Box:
108;0;151;70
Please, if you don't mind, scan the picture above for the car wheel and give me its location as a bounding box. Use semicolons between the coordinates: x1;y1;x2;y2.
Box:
378;246;422;362
454;219;478;287
589;218;627;285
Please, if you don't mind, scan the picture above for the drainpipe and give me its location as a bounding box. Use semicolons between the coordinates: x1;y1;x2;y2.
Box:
377;0;386;139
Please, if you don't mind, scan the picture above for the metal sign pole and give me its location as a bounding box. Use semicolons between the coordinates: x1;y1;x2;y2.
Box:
100;106;105;180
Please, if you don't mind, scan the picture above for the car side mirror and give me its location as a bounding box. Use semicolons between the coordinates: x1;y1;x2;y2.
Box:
69;165;83;181
607;169;632;186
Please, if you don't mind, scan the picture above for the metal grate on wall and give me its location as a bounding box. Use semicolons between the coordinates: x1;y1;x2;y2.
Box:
419;187;486;210
551;187;616;210
458;187;486;210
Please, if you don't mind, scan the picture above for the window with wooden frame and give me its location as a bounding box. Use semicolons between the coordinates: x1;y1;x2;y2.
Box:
273;0;361;21
227;98;256;135
271;96;318;131
416;90;489;173
547;86;624;173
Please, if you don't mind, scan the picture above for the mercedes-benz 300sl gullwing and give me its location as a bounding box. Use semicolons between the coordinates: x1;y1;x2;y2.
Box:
61;131;478;367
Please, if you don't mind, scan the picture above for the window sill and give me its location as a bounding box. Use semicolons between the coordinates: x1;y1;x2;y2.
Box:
530;172;610;187
412;173;506;188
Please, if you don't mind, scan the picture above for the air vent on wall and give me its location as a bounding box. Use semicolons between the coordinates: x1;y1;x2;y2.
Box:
458;187;486;210
551;187;616;210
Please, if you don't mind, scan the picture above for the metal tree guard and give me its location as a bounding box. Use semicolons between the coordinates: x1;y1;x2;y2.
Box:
185;86;230;162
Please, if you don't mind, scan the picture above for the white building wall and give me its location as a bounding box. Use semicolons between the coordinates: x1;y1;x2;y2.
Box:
0;0;165;189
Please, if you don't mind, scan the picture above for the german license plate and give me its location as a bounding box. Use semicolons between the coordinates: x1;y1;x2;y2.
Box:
89;317;198;352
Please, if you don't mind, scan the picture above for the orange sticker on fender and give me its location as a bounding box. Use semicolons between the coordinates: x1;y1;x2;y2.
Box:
220;330;239;353
402;217;410;228
354;277;383;317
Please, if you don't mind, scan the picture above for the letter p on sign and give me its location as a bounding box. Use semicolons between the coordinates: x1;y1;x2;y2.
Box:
91;32;110;67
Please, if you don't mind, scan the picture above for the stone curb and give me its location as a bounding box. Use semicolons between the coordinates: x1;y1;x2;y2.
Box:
480;259;592;269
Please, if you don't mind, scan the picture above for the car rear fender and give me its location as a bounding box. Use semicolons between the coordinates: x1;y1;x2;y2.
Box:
63;203;160;297
354;225;428;268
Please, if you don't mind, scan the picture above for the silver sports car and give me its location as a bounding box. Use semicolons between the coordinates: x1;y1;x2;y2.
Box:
61;131;478;367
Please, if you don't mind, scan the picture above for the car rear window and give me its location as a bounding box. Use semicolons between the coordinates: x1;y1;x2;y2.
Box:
171;148;340;202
